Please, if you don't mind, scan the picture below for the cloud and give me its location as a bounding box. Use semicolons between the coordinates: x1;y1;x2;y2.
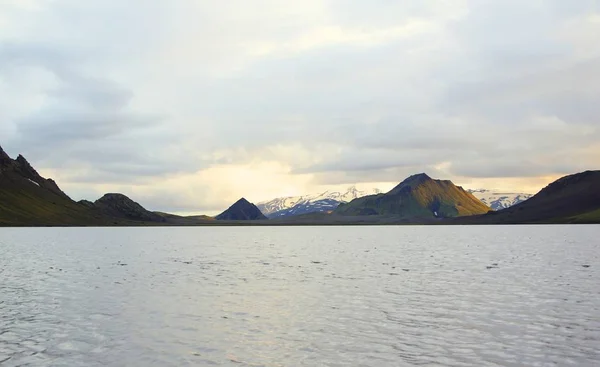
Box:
0;42;201;181
0;0;599;212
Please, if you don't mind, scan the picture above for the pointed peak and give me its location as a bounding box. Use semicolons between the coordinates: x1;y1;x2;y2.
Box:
0;145;13;167
15;154;32;167
235;197;251;205
216;197;267;220
10;153;45;183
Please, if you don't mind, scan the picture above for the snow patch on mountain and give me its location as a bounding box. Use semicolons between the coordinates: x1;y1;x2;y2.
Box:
257;186;382;218
468;189;533;211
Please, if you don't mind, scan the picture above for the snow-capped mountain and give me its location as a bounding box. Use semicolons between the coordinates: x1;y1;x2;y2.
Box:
468;189;533;211
257;186;382;218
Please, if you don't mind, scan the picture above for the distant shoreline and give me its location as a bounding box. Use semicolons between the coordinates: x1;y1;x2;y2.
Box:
1;220;597;228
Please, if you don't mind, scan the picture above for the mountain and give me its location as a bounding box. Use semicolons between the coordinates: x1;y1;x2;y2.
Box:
216;198;267;220
3;143;597;226
468;189;532;210
2;150;71;200
89;193;166;223
0;145;114;226
335;173;490;218
0;145;192;226
257;186;382;218
468;170;600;224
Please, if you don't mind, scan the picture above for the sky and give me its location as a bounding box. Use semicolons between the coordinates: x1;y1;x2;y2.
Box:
0;0;599;215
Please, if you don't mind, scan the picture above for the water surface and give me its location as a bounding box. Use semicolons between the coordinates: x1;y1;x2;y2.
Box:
1;225;599;366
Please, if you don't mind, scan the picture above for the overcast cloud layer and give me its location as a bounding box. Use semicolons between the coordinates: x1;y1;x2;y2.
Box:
1;0;599;214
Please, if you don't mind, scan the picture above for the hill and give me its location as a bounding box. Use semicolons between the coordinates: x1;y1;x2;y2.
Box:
216;198;267;220
0;146;121;226
89;193;166;223
467;170;600;224
0;145;195;226
335;173;490;219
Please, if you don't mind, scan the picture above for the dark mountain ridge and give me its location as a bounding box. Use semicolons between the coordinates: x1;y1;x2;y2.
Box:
216;198;267;220
1;147;70;200
90;193;166;223
465;170;600;224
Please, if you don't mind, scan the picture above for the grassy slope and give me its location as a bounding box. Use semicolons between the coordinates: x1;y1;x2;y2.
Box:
336;176;490;218
569;208;600;224
0;184;219;226
0;176;110;226
410;180;490;216
0;171;165;226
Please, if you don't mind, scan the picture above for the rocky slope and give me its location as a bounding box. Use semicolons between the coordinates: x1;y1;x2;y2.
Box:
335;173;490;218
216;198;267;220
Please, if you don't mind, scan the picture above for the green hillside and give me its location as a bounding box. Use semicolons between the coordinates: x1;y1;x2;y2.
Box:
335;173;490;219
1;145;170;226
569;208;600;224
0;170;116;226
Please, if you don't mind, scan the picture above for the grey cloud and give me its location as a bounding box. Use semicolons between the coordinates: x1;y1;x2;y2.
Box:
442;58;600;124
292;115;600;183
0;42;207;183
50;78;133;110
449;161;590;179
181;36;443;154
325;0;453;28
452;1;572;67
0;42;78;74
294;150;423;174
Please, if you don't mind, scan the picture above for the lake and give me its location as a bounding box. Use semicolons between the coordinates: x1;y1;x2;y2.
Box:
1;225;599;366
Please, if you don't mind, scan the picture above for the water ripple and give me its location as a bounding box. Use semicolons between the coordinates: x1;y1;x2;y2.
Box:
1;225;599;366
